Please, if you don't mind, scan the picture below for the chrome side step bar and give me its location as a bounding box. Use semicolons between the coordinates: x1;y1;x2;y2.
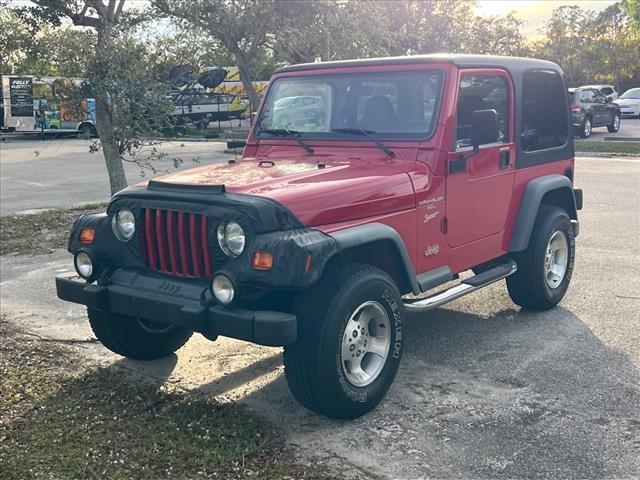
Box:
404;259;517;311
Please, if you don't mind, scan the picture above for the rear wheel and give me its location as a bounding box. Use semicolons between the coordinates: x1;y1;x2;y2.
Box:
283;263;404;419
579;117;592;138
507;205;575;310
607;114;620;133
88;309;192;360
79;122;95;136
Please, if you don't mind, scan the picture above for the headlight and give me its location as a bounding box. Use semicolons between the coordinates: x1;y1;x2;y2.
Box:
74;251;94;280
217;220;245;257
111;208;135;242
211;274;235;305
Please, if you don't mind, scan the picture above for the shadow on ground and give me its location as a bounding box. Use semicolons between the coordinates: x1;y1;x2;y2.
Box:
141;302;639;479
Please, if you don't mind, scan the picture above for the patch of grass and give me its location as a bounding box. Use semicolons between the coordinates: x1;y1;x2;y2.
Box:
0;321;332;480
0;203;107;256
574;140;640;155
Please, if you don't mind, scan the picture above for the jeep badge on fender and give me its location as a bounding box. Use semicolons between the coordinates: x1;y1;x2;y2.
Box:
56;54;582;419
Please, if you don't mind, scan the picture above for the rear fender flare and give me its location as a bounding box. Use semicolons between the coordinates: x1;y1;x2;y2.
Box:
510;174;578;252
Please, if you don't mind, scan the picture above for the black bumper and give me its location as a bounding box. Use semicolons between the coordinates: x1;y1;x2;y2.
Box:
55;271;297;347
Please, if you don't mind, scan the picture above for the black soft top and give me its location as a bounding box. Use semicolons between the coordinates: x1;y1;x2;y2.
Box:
275;54;563;76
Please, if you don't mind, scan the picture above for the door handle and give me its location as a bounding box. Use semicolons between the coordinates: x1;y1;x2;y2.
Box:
499;150;510;169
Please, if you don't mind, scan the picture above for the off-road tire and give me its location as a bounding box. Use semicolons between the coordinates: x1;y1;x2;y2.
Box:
283;262;404;419
607;114;620;133
507;205;575;310
579;116;592;138
88;308;192;360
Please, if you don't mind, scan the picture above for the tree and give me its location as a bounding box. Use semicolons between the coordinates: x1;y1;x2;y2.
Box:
0;10;35;75
466;13;529;56
22;1;172;194
531;2;640;91
154;0;287;110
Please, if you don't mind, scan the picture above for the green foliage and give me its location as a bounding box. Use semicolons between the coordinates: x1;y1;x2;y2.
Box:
535;2;640;91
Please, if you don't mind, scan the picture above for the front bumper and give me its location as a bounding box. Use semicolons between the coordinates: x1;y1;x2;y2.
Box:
55;270;297;346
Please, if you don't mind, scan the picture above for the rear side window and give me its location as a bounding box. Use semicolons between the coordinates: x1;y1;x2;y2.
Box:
521;70;568;152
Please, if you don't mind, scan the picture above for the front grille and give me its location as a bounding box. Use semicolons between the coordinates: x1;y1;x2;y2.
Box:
139;208;212;278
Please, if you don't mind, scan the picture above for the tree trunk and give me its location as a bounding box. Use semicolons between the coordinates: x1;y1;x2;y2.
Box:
93;26;128;195
94;91;128;195
234;52;260;111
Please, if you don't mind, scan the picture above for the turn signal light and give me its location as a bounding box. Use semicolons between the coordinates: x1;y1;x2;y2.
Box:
79;228;96;244
252;251;273;271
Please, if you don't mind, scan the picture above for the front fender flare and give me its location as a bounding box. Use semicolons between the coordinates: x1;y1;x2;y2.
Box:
330;222;420;295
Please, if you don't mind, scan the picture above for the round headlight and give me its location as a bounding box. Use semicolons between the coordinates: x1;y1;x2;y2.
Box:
74;251;93;279
112;208;135;242
212;274;235;305
217;220;245;257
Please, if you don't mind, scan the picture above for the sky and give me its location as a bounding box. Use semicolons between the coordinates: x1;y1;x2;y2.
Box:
474;0;618;37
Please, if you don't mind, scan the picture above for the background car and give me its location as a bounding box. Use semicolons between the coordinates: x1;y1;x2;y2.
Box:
581;84;619;100
272;95;324;129
614;87;640;118
568;87;621;138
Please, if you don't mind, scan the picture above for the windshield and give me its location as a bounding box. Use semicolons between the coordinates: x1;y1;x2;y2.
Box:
255;70;443;140
620;88;640;99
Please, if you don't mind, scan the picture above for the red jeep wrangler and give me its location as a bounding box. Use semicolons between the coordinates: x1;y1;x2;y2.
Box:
56;55;582;419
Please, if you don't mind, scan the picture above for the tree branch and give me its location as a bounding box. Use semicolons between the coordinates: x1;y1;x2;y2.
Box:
107;0;116;19
114;0;125;21
86;0;108;19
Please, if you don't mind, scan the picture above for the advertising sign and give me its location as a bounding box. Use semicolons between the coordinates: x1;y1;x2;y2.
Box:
9;77;33;117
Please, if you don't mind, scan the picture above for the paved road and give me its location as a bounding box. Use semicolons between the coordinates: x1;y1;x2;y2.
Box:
0;139;231;215
582;115;640;141
1;156;639;479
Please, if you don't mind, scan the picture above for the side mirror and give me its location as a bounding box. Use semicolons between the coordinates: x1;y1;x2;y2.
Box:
471;109;499;152
605;96;613;103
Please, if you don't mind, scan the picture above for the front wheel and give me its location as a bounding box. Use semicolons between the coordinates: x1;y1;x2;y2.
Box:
579;117;592;138
507;205;575;310
607;114;620;133
88;309;192;360
283;263;404;419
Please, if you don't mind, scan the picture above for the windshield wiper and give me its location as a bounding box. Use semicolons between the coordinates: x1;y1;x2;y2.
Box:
257;128;314;153
331;128;395;157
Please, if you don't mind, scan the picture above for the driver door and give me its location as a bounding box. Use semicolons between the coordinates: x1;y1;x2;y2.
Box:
445;69;515;248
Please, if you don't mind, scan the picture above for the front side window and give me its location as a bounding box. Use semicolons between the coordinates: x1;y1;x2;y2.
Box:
455;74;509;148
255;70;443;140
601;87;613;95
581;90;596;103
521;70;568;152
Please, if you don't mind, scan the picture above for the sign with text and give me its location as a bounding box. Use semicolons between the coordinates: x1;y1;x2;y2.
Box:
10;77;33;117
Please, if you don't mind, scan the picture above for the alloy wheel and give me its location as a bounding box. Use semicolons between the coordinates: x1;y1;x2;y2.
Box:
340;301;391;387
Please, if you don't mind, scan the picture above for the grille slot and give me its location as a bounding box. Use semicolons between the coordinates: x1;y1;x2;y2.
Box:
140;208;212;278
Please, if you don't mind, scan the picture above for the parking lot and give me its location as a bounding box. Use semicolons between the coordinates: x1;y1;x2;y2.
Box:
583;116;640;141
1;146;638;478
0;139;231;215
